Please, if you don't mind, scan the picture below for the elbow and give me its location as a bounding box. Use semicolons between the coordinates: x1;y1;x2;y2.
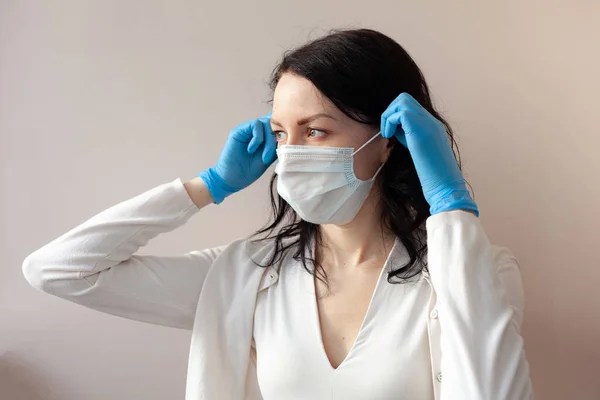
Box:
22;248;96;298
22;250;71;295
22;251;51;292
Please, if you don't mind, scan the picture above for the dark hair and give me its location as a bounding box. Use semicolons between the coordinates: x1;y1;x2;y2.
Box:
254;28;463;285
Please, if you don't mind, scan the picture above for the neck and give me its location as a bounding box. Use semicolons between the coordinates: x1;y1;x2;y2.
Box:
317;190;396;270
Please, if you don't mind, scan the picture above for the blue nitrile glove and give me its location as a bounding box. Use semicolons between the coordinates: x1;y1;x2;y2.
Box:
381;93;479;216
198;114;277;204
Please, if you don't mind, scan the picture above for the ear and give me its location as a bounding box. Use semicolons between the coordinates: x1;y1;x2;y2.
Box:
380;137;395;163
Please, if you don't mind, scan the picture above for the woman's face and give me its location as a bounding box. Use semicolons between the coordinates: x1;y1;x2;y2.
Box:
270;73;390;181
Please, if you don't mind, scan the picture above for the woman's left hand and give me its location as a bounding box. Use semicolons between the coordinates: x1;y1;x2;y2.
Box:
381;92;479;216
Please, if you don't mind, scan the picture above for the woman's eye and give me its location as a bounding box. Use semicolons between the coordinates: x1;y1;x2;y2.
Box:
308;129;327;138
273;131;287;141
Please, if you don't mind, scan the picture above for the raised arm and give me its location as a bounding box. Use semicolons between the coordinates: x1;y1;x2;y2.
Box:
23;178;217;330
23;114;278;330
381;92;533;398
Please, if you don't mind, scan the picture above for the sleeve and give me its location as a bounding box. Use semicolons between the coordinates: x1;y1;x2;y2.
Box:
22;178;223;330
426;210;534;400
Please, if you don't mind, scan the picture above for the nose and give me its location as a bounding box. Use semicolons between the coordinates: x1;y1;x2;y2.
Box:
283;129;305;146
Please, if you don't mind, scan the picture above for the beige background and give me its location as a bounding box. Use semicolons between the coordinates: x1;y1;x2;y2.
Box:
2;0;599;399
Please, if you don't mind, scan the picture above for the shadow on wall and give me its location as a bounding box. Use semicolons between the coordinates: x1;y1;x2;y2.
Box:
0;352;56;400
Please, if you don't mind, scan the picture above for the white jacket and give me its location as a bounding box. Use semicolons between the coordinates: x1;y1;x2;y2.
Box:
22;179;533;400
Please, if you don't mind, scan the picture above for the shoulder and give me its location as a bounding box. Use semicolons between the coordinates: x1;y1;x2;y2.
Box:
196;237;282;295
200;236;279;271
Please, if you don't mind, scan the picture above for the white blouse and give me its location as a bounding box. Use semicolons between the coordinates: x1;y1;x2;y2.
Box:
253;241;434;400
22;179;533;399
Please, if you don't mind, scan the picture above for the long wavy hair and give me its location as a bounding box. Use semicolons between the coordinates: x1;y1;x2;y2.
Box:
254;28;463;285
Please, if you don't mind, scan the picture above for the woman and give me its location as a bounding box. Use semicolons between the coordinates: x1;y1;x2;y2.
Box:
23;29;533;399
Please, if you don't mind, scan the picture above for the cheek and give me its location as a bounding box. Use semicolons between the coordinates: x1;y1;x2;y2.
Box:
352;148;382;181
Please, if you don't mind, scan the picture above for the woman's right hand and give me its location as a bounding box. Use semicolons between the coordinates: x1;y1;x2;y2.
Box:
198;114;277;204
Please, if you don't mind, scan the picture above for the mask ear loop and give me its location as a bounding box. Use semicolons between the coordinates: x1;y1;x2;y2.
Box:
351;131;382;156
352;131;386;181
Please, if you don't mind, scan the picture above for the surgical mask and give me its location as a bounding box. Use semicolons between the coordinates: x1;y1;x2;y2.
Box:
275;131;383;225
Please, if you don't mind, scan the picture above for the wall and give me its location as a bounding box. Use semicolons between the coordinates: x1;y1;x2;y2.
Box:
1;0;599;399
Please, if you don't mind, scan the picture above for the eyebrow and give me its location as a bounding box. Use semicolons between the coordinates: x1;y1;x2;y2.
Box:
270;113;337;127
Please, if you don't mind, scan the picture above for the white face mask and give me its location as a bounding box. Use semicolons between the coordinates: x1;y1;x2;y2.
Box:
275;131;383;225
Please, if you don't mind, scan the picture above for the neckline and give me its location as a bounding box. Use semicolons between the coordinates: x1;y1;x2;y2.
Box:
309;239;398;371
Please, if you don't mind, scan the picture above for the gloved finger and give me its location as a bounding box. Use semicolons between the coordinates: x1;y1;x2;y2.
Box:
381;100;398;122
259;118;277;164
382;91;411;120
230;120;254;144
381;101;403;138
402;94;431;119
381;110;396;139
262;130;278;165
382;92;422;122
247;121;265;154
385;111;409;147
381;101;401;138
381;95;405;137
381;116;393;139
397;92;421;110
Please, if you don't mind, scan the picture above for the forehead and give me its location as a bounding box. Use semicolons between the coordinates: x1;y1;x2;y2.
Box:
272;73;337;115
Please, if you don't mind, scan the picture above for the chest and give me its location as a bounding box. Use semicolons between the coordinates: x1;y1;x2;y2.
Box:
252;263;434;400
314;266;382;369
